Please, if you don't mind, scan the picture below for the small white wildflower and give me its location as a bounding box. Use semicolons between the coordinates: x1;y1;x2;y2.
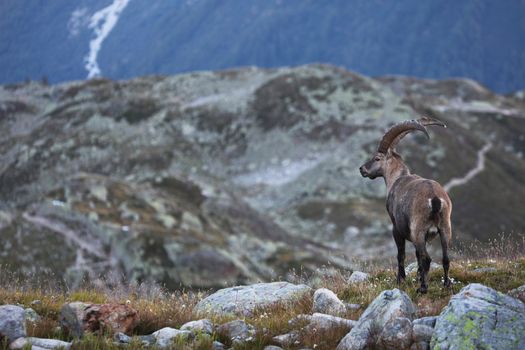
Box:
125;299;131;304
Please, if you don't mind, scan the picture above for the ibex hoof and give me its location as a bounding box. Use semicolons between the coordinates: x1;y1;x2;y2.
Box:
443;278;452;289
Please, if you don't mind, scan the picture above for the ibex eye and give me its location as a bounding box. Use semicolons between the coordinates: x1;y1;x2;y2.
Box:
374;157;381;161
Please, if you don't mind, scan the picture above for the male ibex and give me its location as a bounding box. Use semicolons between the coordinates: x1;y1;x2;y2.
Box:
359;117;452;293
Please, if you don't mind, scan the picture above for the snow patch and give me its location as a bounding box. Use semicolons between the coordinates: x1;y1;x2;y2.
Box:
84;0;130;79
68;7;90;37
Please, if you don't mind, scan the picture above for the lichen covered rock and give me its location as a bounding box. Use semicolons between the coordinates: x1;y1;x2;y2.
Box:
431;283;525;350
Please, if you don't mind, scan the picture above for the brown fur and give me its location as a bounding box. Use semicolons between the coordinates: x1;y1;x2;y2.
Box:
360;135;452;293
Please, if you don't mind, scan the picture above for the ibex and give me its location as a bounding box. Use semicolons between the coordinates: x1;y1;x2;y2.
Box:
359;117;452;293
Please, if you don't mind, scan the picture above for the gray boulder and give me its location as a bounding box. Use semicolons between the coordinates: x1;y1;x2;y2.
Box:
195;282;311;317
180;319;214;335
348;271;369;284
313;288;347;316
272;331;299;348
305;313;356;333
337;289;416;350
264;346;283;350
151;327;192;348
0;305;26;343
217;320;255;345
431;283;525;350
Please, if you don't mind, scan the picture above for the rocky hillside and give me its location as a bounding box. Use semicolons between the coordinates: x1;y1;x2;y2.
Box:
1;64;525;289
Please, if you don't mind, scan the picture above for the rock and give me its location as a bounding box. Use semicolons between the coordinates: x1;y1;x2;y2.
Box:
337;289;416;350
180;319;214;335
0;305;26;343
30;300;42;307
472;267;497;273
508;284;525;303
60;302;88;337
28;338;71;350
412;324;433;342
138;334;156;347
60;302;138;337
217;320;255;345
264;346;284;350
412;316;437;328
152;327;192;348
405;262;441;275
377;317;413;350
348;271;369;283
345;303;361;311
9;337;72;350
212;340;226;350
114;332;132;343
431;283;525;350
24;308;41;323
313;288;347;316
305;313;356;333
410;341;430;350
195;282;312;317
272;331;299;347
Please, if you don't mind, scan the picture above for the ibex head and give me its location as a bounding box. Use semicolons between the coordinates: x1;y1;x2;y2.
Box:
359;117;446;180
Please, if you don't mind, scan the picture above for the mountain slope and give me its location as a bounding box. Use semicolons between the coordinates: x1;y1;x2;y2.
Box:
1;64;525;289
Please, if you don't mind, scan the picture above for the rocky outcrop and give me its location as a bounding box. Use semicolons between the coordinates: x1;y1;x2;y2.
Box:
337;289;417;350
194;282;311;317
431;283;525;350
60;302;138;337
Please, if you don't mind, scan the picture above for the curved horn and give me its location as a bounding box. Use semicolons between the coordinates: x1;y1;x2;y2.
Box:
387;116;447;151
377;119;430;154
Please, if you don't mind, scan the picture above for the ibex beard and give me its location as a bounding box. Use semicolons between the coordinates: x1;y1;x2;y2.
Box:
359;117;452;294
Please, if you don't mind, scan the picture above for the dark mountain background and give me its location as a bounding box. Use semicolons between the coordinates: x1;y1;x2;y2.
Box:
1;0;524;93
